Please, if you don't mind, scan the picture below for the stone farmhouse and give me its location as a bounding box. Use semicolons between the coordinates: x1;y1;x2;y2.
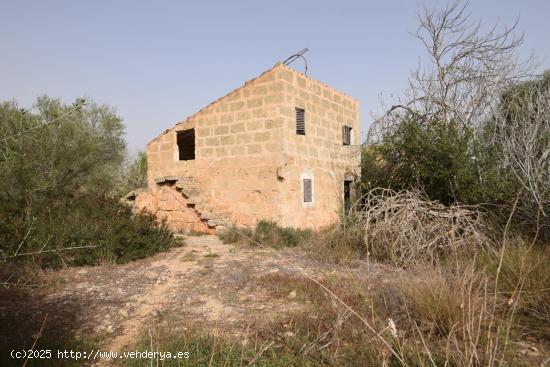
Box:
127;63;361;233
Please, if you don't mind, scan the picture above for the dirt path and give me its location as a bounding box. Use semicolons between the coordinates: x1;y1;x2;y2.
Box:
32;235;358;365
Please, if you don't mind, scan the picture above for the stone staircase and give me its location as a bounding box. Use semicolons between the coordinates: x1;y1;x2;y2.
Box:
155;176;234;229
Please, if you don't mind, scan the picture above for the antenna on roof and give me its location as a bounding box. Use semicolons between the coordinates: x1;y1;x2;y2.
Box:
282;48;309;75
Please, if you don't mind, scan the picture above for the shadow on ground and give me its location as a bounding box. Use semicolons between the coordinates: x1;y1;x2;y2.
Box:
0;284;98;366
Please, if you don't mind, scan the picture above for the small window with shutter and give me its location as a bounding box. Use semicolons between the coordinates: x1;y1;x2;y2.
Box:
342;125;352;145
303;178;312;203
296;107;305;135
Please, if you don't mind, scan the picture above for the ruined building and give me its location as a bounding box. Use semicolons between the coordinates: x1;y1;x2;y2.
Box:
128;63;360;232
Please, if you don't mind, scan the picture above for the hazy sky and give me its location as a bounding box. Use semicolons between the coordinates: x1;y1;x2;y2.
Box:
1;0;549;154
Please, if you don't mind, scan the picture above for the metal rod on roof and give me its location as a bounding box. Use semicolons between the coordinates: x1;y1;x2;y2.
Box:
283;48;309;75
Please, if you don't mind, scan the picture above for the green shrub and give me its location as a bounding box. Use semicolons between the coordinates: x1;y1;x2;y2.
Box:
217;220;311;249
0;97;176;269
2;193;176;268
253;220;311;249
361;118;484;205
303;223;366;264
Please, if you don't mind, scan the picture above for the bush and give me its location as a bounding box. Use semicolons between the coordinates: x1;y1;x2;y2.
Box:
1;193;176;268
0;97;176;269
217;220;311;249
254;220;311;249
362;117;484;205
217;227;253;245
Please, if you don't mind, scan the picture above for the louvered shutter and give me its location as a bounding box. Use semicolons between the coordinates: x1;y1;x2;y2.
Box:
342;125;352;145
296;108;305;135
303;179;312;202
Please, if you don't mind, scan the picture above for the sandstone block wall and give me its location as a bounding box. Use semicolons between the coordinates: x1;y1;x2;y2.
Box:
275;65;361;228
138;64;360;232
134;183;214;233
145;67;287;227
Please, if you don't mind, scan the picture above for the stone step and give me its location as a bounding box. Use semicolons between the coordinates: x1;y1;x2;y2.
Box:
175;179;199;190
199;209;216;220
207;218;227;227
154;175;231;229
180;188;202;198
186;195;205;206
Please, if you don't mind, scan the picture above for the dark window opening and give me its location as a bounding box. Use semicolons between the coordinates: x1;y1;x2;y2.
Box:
177;128;195;161
342;125;352;145
296;107;305;135
303;178;312;203
344;180;352;211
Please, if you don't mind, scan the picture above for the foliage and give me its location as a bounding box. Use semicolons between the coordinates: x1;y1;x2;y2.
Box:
218;220;311;249
491;72;550;233
0;97;125;199
364;0;548;237
4;193;175;268
302;223;366;264
118;150;148;195
361;116;521;207
0;97;174;268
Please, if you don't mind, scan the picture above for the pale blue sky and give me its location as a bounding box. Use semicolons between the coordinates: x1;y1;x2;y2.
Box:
1;1;549;153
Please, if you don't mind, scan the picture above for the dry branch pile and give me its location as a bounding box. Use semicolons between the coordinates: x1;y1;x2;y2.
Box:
358;189;488;267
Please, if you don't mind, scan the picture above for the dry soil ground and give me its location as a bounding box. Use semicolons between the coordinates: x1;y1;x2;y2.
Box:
1;235;548;366
0;235;390;366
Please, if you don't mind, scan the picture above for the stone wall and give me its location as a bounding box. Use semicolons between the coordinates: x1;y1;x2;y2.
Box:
144;67;287;228
133;183;214;233
275;65;361;228
138;63;360;232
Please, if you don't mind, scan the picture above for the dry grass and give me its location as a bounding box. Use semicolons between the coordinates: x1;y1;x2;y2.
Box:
302;223;366;264
218;220;311;249
396;261;518;366
399;264;486;337
125;243;549;366
262;260;546;366
125;190;549;366
478;242;550;338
